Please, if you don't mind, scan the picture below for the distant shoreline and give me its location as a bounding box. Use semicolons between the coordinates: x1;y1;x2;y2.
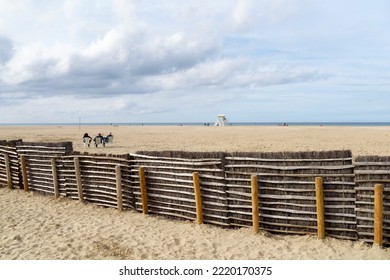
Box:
1;122;390;127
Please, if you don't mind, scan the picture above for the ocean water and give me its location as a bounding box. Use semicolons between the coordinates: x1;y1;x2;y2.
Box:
1;122;390;127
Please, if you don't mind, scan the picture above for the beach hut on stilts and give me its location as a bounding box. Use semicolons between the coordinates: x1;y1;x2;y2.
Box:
215;114;228;126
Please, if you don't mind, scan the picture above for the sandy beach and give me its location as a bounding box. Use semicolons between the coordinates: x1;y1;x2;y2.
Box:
2;124;390;156
1;125;390;260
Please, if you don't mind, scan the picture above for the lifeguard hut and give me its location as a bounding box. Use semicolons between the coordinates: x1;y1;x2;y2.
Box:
215;114;228;126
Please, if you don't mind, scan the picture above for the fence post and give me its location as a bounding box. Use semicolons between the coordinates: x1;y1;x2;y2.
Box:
139;167;148;214
20;155;29;192
4;154;12;189
74;157;84;202
315;177;325;239
374;184;383;246
193;172;203;224
51;158;59;198
251;175;260;233
116;165;123;211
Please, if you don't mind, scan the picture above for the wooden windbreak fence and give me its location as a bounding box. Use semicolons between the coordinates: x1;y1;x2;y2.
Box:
224;151;356;240
15;141;73;195
1;139;390;246
129;152;228;226
0;140;22;189
0;140;134;211
56;153;134;209
355;156;390;246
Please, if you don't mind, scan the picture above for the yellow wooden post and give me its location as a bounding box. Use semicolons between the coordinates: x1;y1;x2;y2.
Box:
4;154;12;189
251;175;260;233
20;155;29;192
374;184;383;246
51;158;59;198
74;157;84;202
116;165;123;211
315;177;325;239
193;172;203;224
139;167;148;214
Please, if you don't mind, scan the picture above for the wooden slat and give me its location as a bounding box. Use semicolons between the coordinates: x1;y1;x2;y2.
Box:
354;162;390;166
130;153;221;162
225;170;355;178
225;156;353;162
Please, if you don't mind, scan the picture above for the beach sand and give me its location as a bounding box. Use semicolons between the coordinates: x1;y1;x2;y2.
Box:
1;125;390;260
2;125;390;156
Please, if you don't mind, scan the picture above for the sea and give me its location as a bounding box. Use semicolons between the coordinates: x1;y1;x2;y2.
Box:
1;122;390;127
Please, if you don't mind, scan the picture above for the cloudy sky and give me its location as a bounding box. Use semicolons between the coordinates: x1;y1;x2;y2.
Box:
1;0;390;124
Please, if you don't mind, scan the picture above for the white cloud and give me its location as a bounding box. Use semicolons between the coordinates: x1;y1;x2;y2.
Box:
112;0;136;23
143;57;329;92
62;0;79;18
232;0;252;30
82;25;133;63
2;41;75;84
1;21;220;95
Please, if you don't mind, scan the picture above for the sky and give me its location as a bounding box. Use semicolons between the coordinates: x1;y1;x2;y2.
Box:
0;0;390;124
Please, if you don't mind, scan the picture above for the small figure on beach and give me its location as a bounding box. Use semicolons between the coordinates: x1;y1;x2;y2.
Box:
103;132;114;147
93;133;104;147
82;133;92;147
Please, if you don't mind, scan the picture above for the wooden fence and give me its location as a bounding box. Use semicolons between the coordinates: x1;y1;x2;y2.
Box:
355;156;390;246
224;151;356;240
15;141;73;194
130;151;228;226
0;139;389;246
57;153;133;209
0;140;22;189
